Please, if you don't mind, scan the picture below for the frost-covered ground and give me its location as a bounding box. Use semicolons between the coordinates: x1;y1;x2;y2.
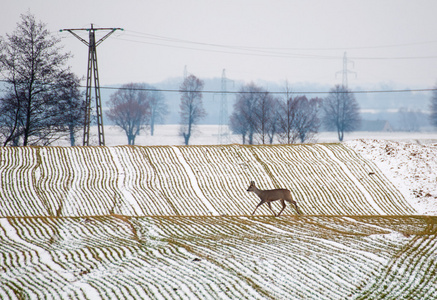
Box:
345;139;437;216
1;126;436;299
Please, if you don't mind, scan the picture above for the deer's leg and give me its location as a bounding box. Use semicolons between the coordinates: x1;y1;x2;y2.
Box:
252;200;265;216
292;201;301;215
267;202;276;217
277;199;286;216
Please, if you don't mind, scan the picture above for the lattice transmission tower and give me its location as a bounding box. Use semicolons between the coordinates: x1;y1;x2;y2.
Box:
336;51;356;88
218;69;233;144
61;24;123;146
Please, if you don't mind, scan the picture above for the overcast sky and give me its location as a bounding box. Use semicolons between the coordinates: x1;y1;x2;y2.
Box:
2;0;437;89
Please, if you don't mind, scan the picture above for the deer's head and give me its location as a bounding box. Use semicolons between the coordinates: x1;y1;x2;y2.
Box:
247;181;256;192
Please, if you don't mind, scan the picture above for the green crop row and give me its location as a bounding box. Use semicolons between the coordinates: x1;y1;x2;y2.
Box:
1;216;436;299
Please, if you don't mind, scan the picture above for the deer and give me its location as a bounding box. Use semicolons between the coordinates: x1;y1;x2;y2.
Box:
247;181;301;216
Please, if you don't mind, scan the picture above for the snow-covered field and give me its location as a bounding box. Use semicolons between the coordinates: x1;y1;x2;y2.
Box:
60;125;437;216
0;143;416;217
1;126;436;299
346;139;437;216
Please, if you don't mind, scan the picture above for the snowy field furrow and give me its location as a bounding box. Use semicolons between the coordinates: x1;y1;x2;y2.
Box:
1;141;436;298
251;145;372;215
0;144;416;217
0;147;44;216
177;145;257;215
323;144;415;215
353;228;437;299
1;216;435;299
143;146;211;216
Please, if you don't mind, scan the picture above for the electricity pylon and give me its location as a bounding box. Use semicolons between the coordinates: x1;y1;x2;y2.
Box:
60;24;123;146
336;51;356;88
218;69;233;144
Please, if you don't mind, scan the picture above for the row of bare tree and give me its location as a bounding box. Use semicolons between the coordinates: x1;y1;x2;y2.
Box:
230;83;361;144
105;75;203;146
4;13;436;147
175;78;362;146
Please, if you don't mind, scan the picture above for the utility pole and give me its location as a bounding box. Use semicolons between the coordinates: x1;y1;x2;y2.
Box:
218;69;233;144
336;51;356;88
60;24;123;146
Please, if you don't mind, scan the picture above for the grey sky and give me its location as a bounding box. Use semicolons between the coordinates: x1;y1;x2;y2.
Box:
2;0;437;88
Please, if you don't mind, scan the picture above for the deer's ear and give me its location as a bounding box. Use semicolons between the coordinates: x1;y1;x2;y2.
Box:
250;181;255;185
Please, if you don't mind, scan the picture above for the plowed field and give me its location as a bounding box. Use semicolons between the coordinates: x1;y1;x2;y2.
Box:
0;144;435;299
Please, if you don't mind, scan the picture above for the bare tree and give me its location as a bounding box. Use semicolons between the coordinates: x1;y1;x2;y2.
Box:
148;87;168;136
230;83;272;145
179;74;206;145
0;92;23;146
254;90;277;144
322;85;360;141
106;83;151;145
229;112;248;144
0;12;74;146
277;95;321;144
277;82;296;144
230;90;252;144
278;96;299;144
430;86;437;128
293;96;322;143
266;98;281;144
56;73;86;146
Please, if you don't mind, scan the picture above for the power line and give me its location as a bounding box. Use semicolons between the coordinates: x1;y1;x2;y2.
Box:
114;36;338;60
91;84;437;95
2;79;435;95
112;30;437;61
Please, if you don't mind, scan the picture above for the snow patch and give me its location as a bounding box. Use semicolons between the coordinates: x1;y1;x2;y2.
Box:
171;146;219;216
319;144;386;215
345;139;437;216
0;218;101;297
108;147;142;215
